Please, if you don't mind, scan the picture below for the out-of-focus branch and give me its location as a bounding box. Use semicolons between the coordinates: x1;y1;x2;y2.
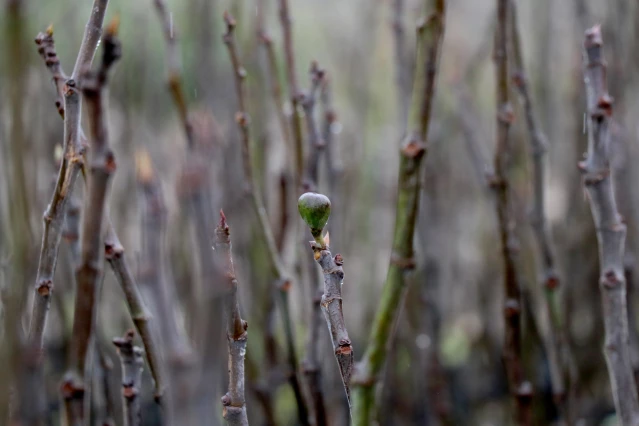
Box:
301;61;325;192
104;225;165;400
33;15;164;402
215;212;249;426
508;0;571;421
136;150;195;423
299;63;329;426
113;330;144;426
152;0;192;145
278;0;304;188
71;0;109;80
35;27;67;118
260;32;293;162
63;19;121;422
392;0;410;125
492;1;533;424
29;0;109;356
223;12;310;425
351;2;446;424
580;25;639;424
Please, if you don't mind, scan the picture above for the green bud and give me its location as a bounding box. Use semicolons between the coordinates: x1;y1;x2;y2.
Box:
298;192;331;237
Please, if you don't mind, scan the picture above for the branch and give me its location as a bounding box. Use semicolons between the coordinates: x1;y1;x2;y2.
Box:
35;26;67;118
278;0;304;187
113;330;144;426
104;224;165;401
509;0;570;420
64;18;121;420
492;1;533;424
351;1;445;424
136;150;196;422
28;0;110;355
152;0;193;145
32;11;165;402
71;0;109;80
259;32;293;164
223;12;310;425
215;212;249;426
298;193;354;410
392;0;410;125
301;61;325;192
580;24;639;424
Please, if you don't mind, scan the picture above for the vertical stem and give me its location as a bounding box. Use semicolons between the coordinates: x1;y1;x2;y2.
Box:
580;25;639;424
351;1;446;424
113;330;144;426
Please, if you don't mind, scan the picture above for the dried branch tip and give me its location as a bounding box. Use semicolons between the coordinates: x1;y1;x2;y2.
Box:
584;24;602;48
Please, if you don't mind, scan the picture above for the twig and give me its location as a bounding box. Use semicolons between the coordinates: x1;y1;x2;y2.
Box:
492;1;533;424
71;0;109;80
113;330;144;426
97;342;117;426
351;2;446;424
104;225;165;401
64;18;121;421
215;212;249;426
34;27;165;400
301;61;326;192
296;195;354;410
580;25;639;424
300;63;329;425
136;150;196;423
259;32;293;162
35;26;66;118
223;12;310;425
392;0;410;125
508;0;571;420
278;0;304;187
29;0;109;357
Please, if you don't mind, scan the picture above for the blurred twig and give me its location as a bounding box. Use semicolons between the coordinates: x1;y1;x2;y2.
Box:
63;20;121;423
580;25;639;423
112;330;144;426
223;12;311;425
351;1;446;423
508;1;573;421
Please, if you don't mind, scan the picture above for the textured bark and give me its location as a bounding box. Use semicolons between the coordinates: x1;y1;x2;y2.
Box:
580;25;639;425
113;330;144;426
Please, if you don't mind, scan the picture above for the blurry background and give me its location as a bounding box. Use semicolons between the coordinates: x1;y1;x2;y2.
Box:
1;0;639;424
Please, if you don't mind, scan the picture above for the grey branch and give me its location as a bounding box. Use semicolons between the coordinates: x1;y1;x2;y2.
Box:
113;330;144;426
580;25;639;425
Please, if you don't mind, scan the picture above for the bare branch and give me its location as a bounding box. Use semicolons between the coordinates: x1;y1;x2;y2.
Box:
301;61;325;192
113;330;144;426
277;0;304;187
215;212;249;426
223;12;310;425
508;0;571;420
35;26;67;118
71;0;109;80
64;18;121;421
493;1;533;423
580;24;639;424
351;1;446;423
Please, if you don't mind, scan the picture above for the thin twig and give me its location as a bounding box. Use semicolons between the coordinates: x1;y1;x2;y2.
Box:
215;212;249;426
104;225;165;401
113;330;144;426
136;150;195;423
301;61;325;192
223;12;310;425
34;27;165;399
392;0;410;125
35;26;67;118
300;62;329;426
580;25;639;424
508;0;571;420
259;32;293;162
29;0;109;356
492;1;533;424
278;0;304;188
351;2;446;424
63;18;121;422
71;0;109;80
